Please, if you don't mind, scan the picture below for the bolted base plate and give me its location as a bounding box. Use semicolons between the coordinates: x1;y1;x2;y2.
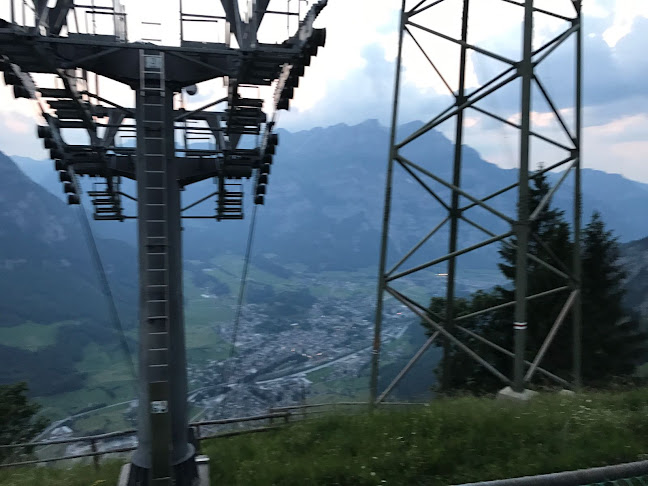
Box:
118;454;201;486
195;455;210;486
496;386;538;402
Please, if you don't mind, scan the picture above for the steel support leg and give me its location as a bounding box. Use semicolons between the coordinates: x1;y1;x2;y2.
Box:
572;2;583;390
369;0;407;407
512;0;534;393
442;0;470;392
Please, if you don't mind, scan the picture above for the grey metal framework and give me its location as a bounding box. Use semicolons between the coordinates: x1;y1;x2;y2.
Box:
0;1;326;484
370;0;582;403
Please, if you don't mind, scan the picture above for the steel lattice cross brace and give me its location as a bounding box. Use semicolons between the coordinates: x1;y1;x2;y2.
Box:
0;1;327;484
370;0;582;404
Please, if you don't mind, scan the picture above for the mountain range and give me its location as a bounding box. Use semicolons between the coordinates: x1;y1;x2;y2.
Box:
621;236;648;317
0;150;138;395
1;118;648;399
15;119;648;274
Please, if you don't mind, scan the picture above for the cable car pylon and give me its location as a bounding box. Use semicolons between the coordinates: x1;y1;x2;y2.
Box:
0;1;328;483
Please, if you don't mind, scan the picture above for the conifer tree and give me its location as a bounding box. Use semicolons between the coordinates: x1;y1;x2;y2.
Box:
0;382;48;462
580;212;647;383
424;174;647;393
425;171;572;392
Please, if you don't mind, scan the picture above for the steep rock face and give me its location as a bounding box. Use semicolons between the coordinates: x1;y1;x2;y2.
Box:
0;154;75;251
621;237;648;317
238;120;648;272
17;121;648;274
0;150;137;327
0;151;140;396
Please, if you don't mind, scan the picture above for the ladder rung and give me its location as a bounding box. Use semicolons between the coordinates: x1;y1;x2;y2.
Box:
149;332;168;336
149;348;169;352
149;364;168;368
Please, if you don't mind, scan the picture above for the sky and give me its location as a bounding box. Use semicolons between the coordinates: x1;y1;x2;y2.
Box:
0;0;646;182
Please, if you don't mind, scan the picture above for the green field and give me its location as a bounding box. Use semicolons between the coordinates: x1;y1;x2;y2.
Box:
205;253;294;291
16;258;449;431
25;254;298;429
309;375;370;402
305;366;334;382
37;344;136;426
0;320;79;351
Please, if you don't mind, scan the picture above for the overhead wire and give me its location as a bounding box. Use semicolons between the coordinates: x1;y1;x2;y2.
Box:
76;196;138;393
224;203;259;383
34;101;137;394
222;104;278;384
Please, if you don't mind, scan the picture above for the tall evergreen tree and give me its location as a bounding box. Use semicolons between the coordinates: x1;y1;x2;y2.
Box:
493;171;573;382
425;171;573;393
424;174;647;394
580;211;647;383
0;382;48;462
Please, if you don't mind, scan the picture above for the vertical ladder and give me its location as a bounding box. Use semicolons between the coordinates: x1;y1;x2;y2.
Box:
139;49;172;486
89;178;123;221
216;181;244;220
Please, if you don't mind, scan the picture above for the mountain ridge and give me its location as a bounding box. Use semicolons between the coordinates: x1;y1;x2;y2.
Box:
2;119;647;398
0;150;137;396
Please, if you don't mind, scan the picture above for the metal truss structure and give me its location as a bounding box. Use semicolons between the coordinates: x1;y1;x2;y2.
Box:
370;0;582;403
0;1;326;483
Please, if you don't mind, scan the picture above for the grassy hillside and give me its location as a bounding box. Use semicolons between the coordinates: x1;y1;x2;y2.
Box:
3;388;648;485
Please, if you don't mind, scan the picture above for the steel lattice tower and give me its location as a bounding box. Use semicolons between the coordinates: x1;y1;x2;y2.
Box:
0;1;327;483
370;0;582;403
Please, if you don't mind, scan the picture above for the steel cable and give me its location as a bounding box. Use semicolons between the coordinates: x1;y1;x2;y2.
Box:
76;201;138;392
225;203;259;382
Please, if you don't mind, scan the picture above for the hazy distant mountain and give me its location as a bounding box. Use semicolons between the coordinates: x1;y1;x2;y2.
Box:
621;237;648;317
0;151;137;326
0;150;137;395
4;120;648;397
189;119;648;272
16;120;648;275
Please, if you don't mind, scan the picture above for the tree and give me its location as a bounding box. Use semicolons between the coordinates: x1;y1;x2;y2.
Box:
0;382;49;462
580;211;647;383
492;171;574;382
425;172;574;393
424;175;647;394
426;292;504;394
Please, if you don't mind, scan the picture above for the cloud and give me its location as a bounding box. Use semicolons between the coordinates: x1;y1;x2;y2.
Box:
471;12;648;122
280;42;452;131
282;0;647;139
0;0;646;185
0;84;47;158
584;114;648;182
